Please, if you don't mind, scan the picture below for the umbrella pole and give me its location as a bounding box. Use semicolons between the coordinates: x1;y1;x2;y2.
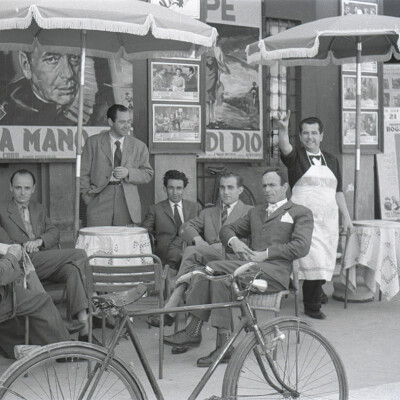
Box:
354;37;362;221
74;30;87;242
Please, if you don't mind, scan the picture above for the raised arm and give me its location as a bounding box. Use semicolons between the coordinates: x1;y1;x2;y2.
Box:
272;110;293;156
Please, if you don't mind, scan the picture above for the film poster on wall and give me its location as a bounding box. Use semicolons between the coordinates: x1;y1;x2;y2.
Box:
0;51;133;160
198;0;263;160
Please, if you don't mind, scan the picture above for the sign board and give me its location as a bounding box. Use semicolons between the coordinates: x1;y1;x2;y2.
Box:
376;107;400;220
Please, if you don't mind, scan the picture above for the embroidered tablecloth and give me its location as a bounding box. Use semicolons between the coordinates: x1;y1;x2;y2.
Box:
341;220;400;300
76;226;152;265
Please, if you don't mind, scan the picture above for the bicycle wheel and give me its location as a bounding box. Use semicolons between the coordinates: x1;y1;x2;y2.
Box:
0;342;145;400
222;320;348;399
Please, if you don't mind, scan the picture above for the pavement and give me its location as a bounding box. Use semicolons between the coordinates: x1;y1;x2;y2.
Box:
1;276;400;399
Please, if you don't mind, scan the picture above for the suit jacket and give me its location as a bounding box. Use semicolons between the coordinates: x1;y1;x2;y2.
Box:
220;201;313;288
0;200;59;250
180;200;253;246
80;131;154;223
142;199;201;264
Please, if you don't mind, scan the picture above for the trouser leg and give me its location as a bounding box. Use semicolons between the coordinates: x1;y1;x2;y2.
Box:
185;275;212;322
31;249;88;318
0;289;69;358
303;279;326;311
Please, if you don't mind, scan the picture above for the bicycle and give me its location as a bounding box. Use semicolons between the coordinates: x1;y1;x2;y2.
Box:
0;262;348;400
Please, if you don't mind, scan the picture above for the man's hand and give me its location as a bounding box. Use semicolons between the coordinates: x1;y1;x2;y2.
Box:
343;217;354;234
272;110;291;133
230;237;255;261
246;250;268;262
113;166;129;180
23;239;43;254
7;244;23;261
193;236;208;246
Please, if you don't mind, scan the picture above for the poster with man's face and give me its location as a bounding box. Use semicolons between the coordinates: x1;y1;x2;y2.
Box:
0;47;133;159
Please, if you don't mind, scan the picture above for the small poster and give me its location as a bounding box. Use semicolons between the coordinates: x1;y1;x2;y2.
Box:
342;75;378;109
376;108;400;219
151;62;199;102
153;104;200;143
342;111;378;144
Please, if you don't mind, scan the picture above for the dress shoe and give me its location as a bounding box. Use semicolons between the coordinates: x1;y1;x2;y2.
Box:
304;309;326;320
164;329;202;347
65;320;85;334
171;345;189;354
147;314;175;328
78;334;103;346
197;346;234;368
321;291;329;304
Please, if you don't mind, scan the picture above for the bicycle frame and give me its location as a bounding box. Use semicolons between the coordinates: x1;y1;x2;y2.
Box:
86;297;301;400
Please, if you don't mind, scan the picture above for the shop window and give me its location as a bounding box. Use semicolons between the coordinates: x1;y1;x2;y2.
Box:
263;18;299;163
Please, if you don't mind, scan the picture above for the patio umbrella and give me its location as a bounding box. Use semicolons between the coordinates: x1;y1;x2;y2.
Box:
246;14;400;220
0;0;217;237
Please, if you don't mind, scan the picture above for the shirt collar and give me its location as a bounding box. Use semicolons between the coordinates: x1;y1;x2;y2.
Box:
13;199;28;211
267;198;288;210
169;200;182;210
222;200;238;210
109;133;125;147
306;150;322;157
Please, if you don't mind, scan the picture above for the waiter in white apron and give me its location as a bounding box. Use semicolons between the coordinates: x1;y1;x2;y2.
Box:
274;112;353;319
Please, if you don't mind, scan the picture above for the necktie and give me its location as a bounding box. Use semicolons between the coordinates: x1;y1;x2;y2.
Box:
310;155;321;165
114;141;122;168
174;204;182;230
266;204;278;217
21;206;35;240
221;204;229;225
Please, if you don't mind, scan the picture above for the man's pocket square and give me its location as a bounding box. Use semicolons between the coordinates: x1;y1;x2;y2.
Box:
281;212;294;224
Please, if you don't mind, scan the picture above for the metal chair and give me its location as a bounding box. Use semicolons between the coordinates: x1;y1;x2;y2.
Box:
247;263;300;318
85;253;166;379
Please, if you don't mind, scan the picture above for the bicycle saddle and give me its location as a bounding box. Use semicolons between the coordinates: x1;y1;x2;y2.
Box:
208;166;226;175
92;284;147;310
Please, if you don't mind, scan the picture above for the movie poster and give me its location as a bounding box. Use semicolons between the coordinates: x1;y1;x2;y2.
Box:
0;50;133;159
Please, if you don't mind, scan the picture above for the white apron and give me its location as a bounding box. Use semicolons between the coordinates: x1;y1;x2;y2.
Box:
291;155;339;281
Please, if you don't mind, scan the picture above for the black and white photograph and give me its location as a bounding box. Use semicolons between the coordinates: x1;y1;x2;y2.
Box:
151;62;199;101
342;75;378;109
343;110;378;144
153;104;200;142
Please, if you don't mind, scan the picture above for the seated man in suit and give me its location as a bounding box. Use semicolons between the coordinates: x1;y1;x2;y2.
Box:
142;170;201;271
164;169;314;367
0;244;70;359
0;169;96;343
148;171;253;328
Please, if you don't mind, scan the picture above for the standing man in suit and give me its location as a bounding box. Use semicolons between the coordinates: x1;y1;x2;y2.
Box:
148;171;252;328
0;244;70;358
80;104;154;226
142;170;201;270
0;169;95;343
164;169;313;367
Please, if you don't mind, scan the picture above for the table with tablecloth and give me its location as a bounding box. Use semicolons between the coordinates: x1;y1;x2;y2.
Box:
76;226;153;265
339;220;400;300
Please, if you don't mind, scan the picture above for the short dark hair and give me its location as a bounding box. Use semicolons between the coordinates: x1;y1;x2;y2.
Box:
163;170;189;188
188;67;194;74
299;117;324;134
10;169;36;186
176;67;182;73
107;104;130;122
262;168;288;185
219;171;243;188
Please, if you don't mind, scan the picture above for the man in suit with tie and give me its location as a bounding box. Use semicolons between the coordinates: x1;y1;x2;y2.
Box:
80;104;154;226
0;169;95;343
142;170;201;270
148;171;252;328
163;169;313;367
